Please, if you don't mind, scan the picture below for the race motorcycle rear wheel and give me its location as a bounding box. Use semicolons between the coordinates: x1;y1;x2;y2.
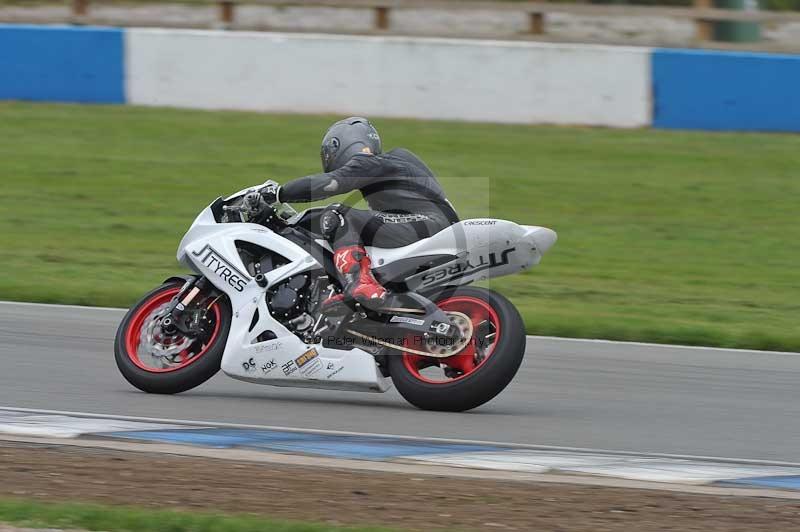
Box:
114;280;231;394
388;286;526;412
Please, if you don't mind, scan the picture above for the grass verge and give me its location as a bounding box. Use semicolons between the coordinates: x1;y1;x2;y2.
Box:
0;498;396;532
1;102;798;351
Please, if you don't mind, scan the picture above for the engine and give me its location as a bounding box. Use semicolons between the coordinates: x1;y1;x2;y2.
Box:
267;274;322;336
268;274;310;320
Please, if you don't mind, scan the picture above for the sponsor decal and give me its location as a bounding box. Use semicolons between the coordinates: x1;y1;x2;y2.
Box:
464;220;497;226
295;348;318;368
242;358;257;372
300;358;322;377
377;213;431;224
421;247;515;287
254;342;282;353
431;322;451;335
325;366;344;380
282;360;298;376
191;244;249;292
295;348;322;377
261;358;277;374
390;315;425;326
326;362;335;370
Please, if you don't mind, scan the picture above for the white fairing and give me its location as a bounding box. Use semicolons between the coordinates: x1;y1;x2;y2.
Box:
176;199;556;393
369;220;557;291
178;201;391;392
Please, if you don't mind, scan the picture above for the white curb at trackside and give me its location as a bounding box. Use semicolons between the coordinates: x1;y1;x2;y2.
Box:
1;300;797;356
3;406;800;468
1;408;800;490
0;410;185;438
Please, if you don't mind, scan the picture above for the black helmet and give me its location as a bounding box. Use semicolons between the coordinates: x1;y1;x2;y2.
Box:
320;117;382;173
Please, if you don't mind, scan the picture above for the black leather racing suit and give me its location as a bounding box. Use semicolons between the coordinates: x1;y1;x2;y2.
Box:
281;148;459;248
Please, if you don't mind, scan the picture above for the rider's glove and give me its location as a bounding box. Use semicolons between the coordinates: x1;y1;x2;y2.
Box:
259;183;281;205
243;191;267;214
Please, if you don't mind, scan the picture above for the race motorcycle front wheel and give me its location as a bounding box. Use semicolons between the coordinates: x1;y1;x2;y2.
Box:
388;286;526;412
114;280;231;394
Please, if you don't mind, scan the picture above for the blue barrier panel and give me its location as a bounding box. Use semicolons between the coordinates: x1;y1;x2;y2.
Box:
653;48;800;132
0;24;124;104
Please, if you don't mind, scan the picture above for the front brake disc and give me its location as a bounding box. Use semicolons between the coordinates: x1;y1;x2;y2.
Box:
137;303;194;368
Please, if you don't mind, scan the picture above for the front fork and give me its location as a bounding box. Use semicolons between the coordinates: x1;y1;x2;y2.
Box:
161;276;212;337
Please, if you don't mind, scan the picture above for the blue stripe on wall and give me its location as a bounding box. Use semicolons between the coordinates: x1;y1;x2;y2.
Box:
653;48;800;132
0;24;124;104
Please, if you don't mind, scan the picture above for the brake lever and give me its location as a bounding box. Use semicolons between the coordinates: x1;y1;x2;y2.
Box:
222;205;252;223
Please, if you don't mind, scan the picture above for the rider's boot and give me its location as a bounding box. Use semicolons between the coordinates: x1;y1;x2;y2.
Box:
323;245;388;308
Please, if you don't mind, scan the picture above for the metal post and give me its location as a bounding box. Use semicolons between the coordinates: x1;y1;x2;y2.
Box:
694;0;714;41
219;1;236;28
529;12;544;35
375;6;390;30
72;0;89;17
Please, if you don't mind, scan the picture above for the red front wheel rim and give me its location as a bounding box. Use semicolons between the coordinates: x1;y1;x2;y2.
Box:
402;295;501;384
124;287;222;373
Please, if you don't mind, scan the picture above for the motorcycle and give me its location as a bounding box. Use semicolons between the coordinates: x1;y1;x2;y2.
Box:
114;181;557;411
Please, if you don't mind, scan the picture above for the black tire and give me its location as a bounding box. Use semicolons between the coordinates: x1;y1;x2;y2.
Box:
114;281;232;394
388;286;526;412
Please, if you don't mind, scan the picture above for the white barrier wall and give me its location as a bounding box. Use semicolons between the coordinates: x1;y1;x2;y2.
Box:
127;29;651;127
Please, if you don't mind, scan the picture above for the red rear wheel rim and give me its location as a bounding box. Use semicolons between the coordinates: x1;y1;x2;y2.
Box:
402;295;501;384
124;287;221;373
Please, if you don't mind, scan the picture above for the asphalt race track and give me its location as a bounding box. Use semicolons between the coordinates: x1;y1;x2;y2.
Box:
1;301;799;462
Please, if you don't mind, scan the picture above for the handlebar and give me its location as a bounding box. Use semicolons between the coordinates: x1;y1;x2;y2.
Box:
221;194;286;231
218;180;295;227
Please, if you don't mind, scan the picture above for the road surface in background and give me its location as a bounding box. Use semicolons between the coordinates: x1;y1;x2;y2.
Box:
1;302;798;461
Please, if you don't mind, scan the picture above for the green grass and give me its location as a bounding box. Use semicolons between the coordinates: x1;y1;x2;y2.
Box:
1;101;798;351
0;498;397;532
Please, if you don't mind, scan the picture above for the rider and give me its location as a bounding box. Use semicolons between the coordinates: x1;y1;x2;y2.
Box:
259;117;458;306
